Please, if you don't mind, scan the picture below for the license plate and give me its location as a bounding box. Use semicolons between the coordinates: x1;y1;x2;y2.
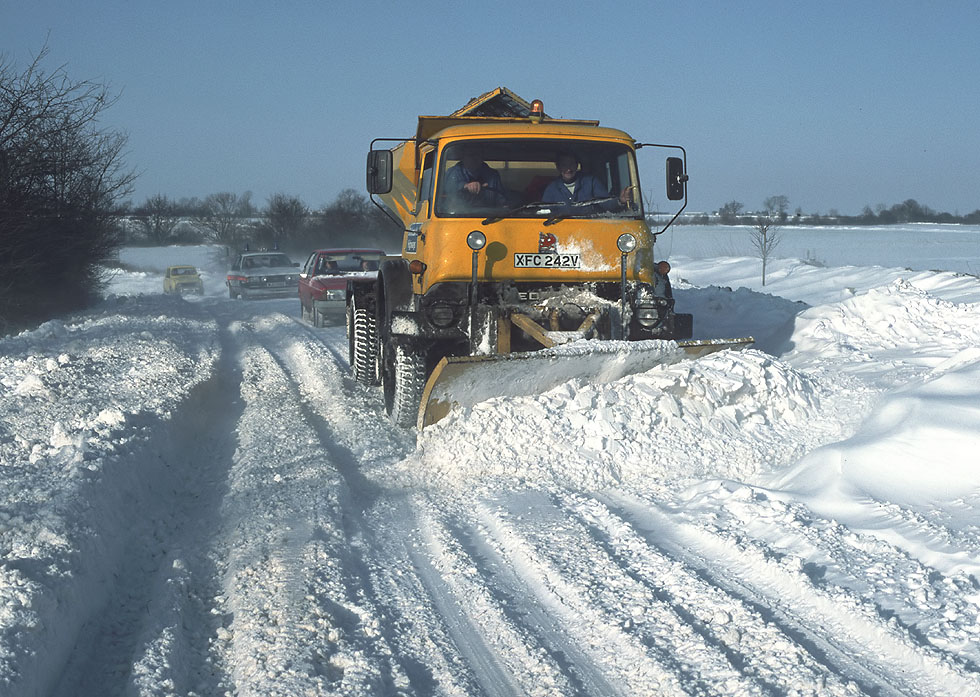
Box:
265;281;287;287
514;253;580;269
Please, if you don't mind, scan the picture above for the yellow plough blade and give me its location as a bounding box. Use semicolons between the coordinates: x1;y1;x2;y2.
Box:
417;336;754;429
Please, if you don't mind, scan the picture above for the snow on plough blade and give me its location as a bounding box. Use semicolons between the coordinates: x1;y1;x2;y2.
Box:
417;336;755;429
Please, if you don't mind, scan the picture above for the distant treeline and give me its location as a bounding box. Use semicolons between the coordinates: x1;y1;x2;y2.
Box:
682;198;980;226
119;189;400;254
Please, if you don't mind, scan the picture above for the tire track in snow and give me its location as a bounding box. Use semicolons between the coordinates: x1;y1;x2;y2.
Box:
698;485;980;674
465;490;749;696
51;322;238;697
251;314;503;695
405;497;587;697
559;491;864;696
271;315;549;694
603;490;980;697
273;316;599;695
444;497;675;697
225;318;414;695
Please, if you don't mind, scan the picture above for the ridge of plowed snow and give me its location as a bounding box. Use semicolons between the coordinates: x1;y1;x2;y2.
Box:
406;349;853;491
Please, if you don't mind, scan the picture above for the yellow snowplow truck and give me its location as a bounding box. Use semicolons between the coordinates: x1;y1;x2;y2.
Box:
349;88;752;428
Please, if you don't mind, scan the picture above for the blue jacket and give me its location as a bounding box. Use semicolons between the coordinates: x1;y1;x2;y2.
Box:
541;173;610;204
443;162;507;207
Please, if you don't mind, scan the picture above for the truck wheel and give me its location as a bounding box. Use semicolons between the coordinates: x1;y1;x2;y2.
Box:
351;307;379;385
382;340;426;428
312;306;324;328
229;288;237;299
346;303;355;367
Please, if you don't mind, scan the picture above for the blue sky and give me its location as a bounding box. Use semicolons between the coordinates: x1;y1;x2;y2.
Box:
3;0;979;216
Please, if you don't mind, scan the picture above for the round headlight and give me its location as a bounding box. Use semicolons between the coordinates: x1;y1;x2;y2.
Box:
617;233;637;253
466;230;487;251
427;303;456;327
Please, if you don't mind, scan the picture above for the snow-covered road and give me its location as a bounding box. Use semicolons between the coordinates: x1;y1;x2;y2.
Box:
2;243;979;696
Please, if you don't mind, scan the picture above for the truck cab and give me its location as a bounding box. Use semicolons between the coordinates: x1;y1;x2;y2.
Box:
390;125;656;304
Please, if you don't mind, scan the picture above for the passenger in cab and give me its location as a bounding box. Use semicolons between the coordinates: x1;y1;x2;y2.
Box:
542;152;632;210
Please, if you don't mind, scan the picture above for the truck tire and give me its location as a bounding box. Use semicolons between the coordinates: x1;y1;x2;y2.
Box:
382;340;426;428
313;305;325;328
346;303;355;366
351;307;379;385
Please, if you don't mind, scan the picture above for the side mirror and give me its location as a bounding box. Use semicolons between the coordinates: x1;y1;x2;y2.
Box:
366;150;393;194
666;156;688;201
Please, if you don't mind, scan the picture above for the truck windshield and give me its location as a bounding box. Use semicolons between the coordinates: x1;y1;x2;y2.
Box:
434;139;641;220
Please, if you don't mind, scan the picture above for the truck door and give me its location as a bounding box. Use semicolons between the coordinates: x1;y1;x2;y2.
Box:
407;150;434;294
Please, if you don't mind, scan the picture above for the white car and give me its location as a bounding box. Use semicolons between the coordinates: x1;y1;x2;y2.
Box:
226;252;300;299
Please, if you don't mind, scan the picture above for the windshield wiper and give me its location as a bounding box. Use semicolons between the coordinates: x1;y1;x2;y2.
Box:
543;196;630;224
572;196;618;208
481;196;624;225
542;197;620;224
481;201;553;225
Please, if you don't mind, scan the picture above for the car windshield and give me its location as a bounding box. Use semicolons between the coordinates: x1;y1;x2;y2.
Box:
434;139;641;221
173;267;196;276
316;253;383;274
243;254;293;269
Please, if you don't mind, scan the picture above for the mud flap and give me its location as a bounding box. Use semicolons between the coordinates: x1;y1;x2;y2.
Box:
417;336;754;429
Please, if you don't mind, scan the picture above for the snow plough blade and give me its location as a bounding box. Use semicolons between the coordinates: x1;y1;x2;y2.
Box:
417;336;754;429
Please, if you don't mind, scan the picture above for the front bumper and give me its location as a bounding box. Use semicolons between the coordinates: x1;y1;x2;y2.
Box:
234;283;297;299
175;282;203;295
313;296;346;313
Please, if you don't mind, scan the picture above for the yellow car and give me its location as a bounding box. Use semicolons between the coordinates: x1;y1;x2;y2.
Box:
163;265;204;295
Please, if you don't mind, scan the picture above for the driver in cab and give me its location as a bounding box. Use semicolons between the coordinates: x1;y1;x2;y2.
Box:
443;146;509;209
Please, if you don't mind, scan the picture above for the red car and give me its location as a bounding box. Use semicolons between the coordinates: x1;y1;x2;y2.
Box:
298;248;387;326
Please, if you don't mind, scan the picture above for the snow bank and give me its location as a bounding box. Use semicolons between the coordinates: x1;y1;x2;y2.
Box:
408;348;848;491
0;296;221;695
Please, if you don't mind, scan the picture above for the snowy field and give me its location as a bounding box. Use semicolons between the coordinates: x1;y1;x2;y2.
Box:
1;225;979;696
658;222;980;277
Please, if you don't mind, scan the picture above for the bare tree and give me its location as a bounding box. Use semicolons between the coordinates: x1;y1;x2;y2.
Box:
642;187;658;215
134;194;179;244
195;191;255;248
310;188;393;248
718;200;744;224
750;209;781;286
263;193;307;248
764;195;790;223
0;44;135;332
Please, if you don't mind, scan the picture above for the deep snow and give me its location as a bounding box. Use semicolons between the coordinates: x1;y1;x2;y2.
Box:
1;227;979;696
